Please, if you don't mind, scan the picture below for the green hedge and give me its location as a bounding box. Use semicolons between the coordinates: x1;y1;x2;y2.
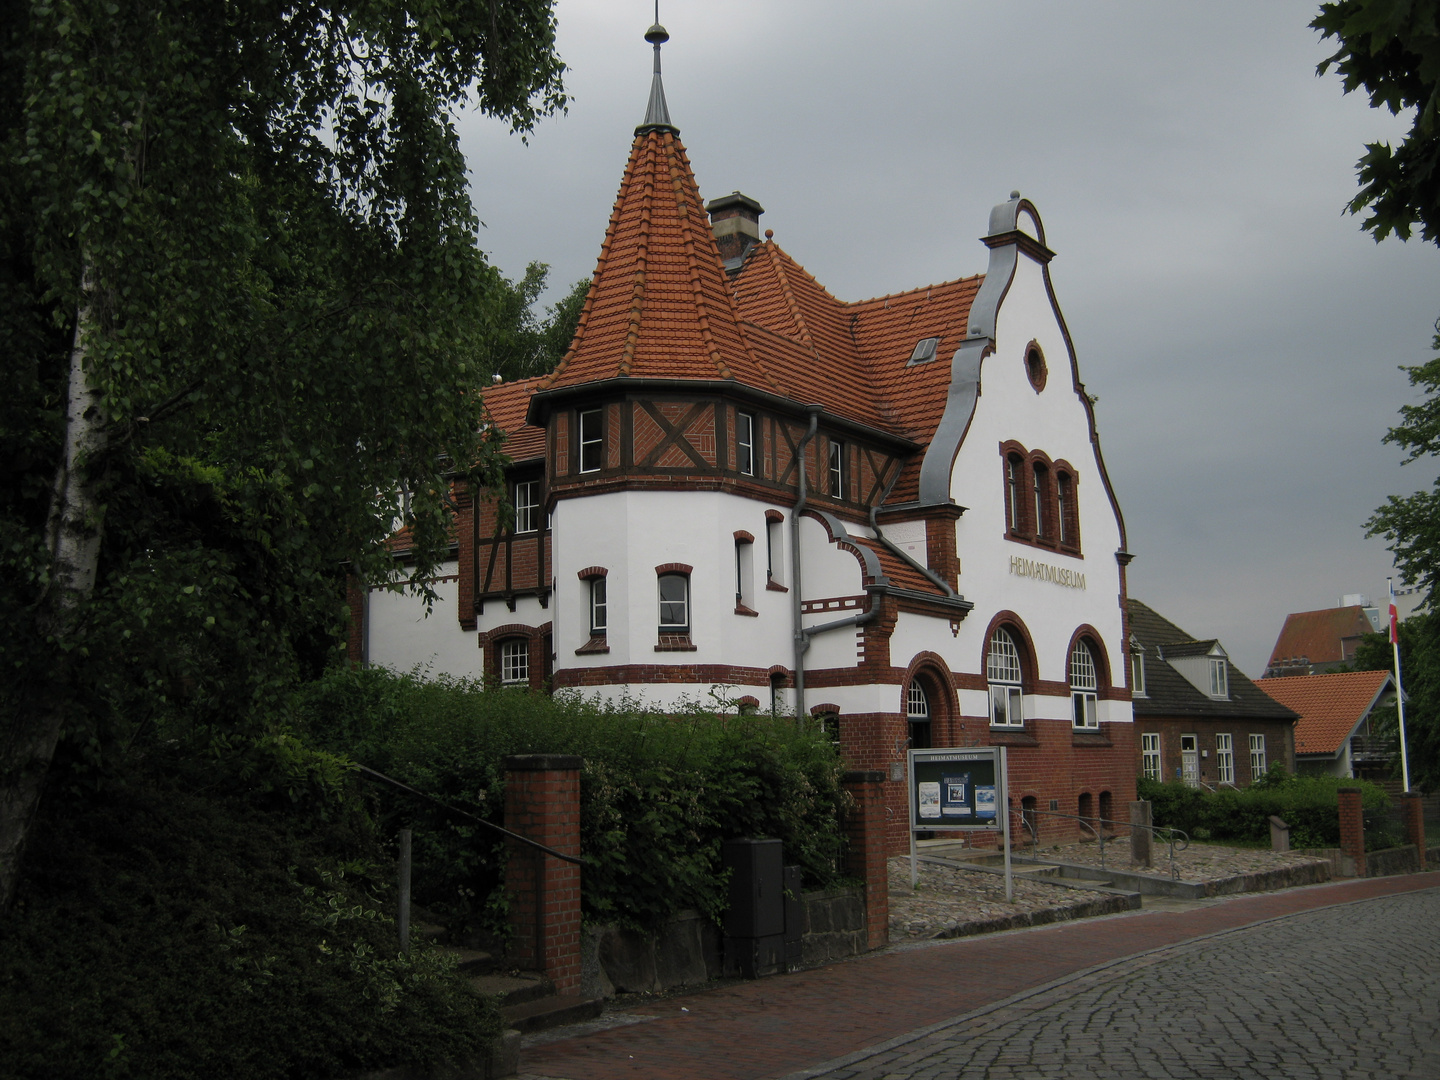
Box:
293;666;850;936
1138;768;1391;849
0;741;500;1080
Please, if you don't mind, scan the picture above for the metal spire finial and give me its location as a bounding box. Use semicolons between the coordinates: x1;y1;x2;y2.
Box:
637;3;676;134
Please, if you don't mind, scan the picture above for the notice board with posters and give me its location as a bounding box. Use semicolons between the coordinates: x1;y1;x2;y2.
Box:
907;747;1005;831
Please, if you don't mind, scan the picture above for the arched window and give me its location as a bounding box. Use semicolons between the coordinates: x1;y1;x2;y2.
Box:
1055;472;1072;545
987;628;1024;728
1032;462;1049;539
1005;454;1025;535
906;681;931;749
1070;639;1099;729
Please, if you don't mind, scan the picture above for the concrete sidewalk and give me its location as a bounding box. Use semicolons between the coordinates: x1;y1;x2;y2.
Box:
519;871;1440;1080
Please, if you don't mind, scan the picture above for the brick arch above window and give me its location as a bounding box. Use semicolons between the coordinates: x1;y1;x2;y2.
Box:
998;440;1081;556
900;651;958;720
1064;624;1125;700
477;621;553;693
979;610;1038;691
655;562;693;576
576;565;608;580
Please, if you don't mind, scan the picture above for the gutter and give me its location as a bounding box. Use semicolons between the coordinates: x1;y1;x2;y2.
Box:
868;467;964;601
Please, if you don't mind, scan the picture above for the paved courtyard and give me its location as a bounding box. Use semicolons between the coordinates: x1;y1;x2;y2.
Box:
792;888;1440;1080
521;874;1440;1080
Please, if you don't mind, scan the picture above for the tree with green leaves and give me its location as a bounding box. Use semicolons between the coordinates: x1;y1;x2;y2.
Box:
482;263;589;382
0;0;566;910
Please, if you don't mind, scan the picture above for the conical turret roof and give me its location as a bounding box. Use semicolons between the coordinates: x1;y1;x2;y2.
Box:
535;127;780;395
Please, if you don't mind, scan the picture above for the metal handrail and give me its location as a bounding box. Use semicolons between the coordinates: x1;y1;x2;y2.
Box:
354;764;588;867
1016;806;1189;880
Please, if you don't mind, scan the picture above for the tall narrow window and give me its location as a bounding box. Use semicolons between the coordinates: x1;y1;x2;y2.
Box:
514;480;538;534
499;639;529;685
1032;463;1048;539
1249;734;1267;779
1131;640;1147;697
1070;640;1099;729
828;441;844;498
907;682;931;749
1215;733;1234;784
737;412;755;476
987;628;1024;727
578;409;603;473
1209;657;1228;699
734;532;754;611
589;577;607;635
658;574;689;633
766;515;784;585
1056;473;1071;544
1141;733;1161;781
1006;455;1025;534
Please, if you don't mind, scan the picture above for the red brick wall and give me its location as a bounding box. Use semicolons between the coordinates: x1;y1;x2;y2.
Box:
841;770;888;950
1338;786;1365;877
1134;717;1294;786
504;754;583;993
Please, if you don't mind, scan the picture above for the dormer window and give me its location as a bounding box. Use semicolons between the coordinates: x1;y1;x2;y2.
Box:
1209;657;1228;699
908;337;940;365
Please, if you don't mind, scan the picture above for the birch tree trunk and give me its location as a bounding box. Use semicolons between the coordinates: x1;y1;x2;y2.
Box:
0;278;106;911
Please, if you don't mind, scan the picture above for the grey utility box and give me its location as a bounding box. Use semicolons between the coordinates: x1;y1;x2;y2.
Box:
722;838;785;977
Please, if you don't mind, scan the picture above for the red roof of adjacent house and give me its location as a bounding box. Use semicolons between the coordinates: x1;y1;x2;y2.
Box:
1267;606;1377;668
1256;670;1394;757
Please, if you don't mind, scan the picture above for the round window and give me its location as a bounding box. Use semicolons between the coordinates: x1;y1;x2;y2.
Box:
1025;344;1047;392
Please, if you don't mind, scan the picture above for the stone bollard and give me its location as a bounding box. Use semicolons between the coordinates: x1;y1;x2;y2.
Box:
504;754;583;992
1402;792;1427;867
1338;786;1366;878
1129;800;1153;868
841;770;889;951
1269;815;1290;852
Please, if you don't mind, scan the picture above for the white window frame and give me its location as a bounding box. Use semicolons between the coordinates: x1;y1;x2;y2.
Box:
1032;463;1047;539
1006;456;1024;533
737;412;755;476
906;682;931;749
1216;733;1234;785
1056;472;1071;545
1141;733;1161;781
589;577;607;635
658;573;689;633
828;441;844;498
1131;643;1147;697
578;408;603;473
513;480;539;534
1249;734;1267;779
499;639;529;685
988;628;1025;728
1209;657;1228;699
1070;640;1099;730
734;536;754;609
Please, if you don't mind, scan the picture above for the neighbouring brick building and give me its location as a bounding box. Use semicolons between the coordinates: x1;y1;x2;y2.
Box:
357;21;1139;849
1129;600;1297;788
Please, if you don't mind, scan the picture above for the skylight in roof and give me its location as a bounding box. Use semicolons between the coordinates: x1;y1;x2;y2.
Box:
908;337;940;365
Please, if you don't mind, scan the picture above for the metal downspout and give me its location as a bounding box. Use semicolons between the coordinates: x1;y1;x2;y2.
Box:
868;467;959;599
791;407;821;720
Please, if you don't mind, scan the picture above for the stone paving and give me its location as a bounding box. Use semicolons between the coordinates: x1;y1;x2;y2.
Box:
518;873;1440;1080
797;888;1440;1080
887;856;1114;941
1027;837;1329;882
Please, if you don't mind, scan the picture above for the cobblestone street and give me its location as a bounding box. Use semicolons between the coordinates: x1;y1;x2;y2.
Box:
797;888;1440;1080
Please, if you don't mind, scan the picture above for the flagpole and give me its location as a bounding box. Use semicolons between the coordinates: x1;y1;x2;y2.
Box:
1389;577;1412;792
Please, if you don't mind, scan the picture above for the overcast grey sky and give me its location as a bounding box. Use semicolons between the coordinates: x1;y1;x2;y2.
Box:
455;1;1440;678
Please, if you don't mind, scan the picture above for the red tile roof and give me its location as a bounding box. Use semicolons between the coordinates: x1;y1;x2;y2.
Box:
538;130;778;394
1267;606;1377;668
482;375;548;461
1256;670;1394;757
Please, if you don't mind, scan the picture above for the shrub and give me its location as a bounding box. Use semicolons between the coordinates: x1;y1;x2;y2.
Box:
1138;773;1391;849
0;743;501;1080
293;666;850;935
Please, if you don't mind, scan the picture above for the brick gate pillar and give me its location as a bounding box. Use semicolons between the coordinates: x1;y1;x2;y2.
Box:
1338;786;1366;878
842;770;889;950
1402;791;1427;866
504;754;582;992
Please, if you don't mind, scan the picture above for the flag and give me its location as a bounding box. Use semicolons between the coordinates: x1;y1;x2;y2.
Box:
1389;579;1399;644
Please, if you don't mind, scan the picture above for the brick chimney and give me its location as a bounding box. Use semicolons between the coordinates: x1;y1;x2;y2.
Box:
706;191;764;270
